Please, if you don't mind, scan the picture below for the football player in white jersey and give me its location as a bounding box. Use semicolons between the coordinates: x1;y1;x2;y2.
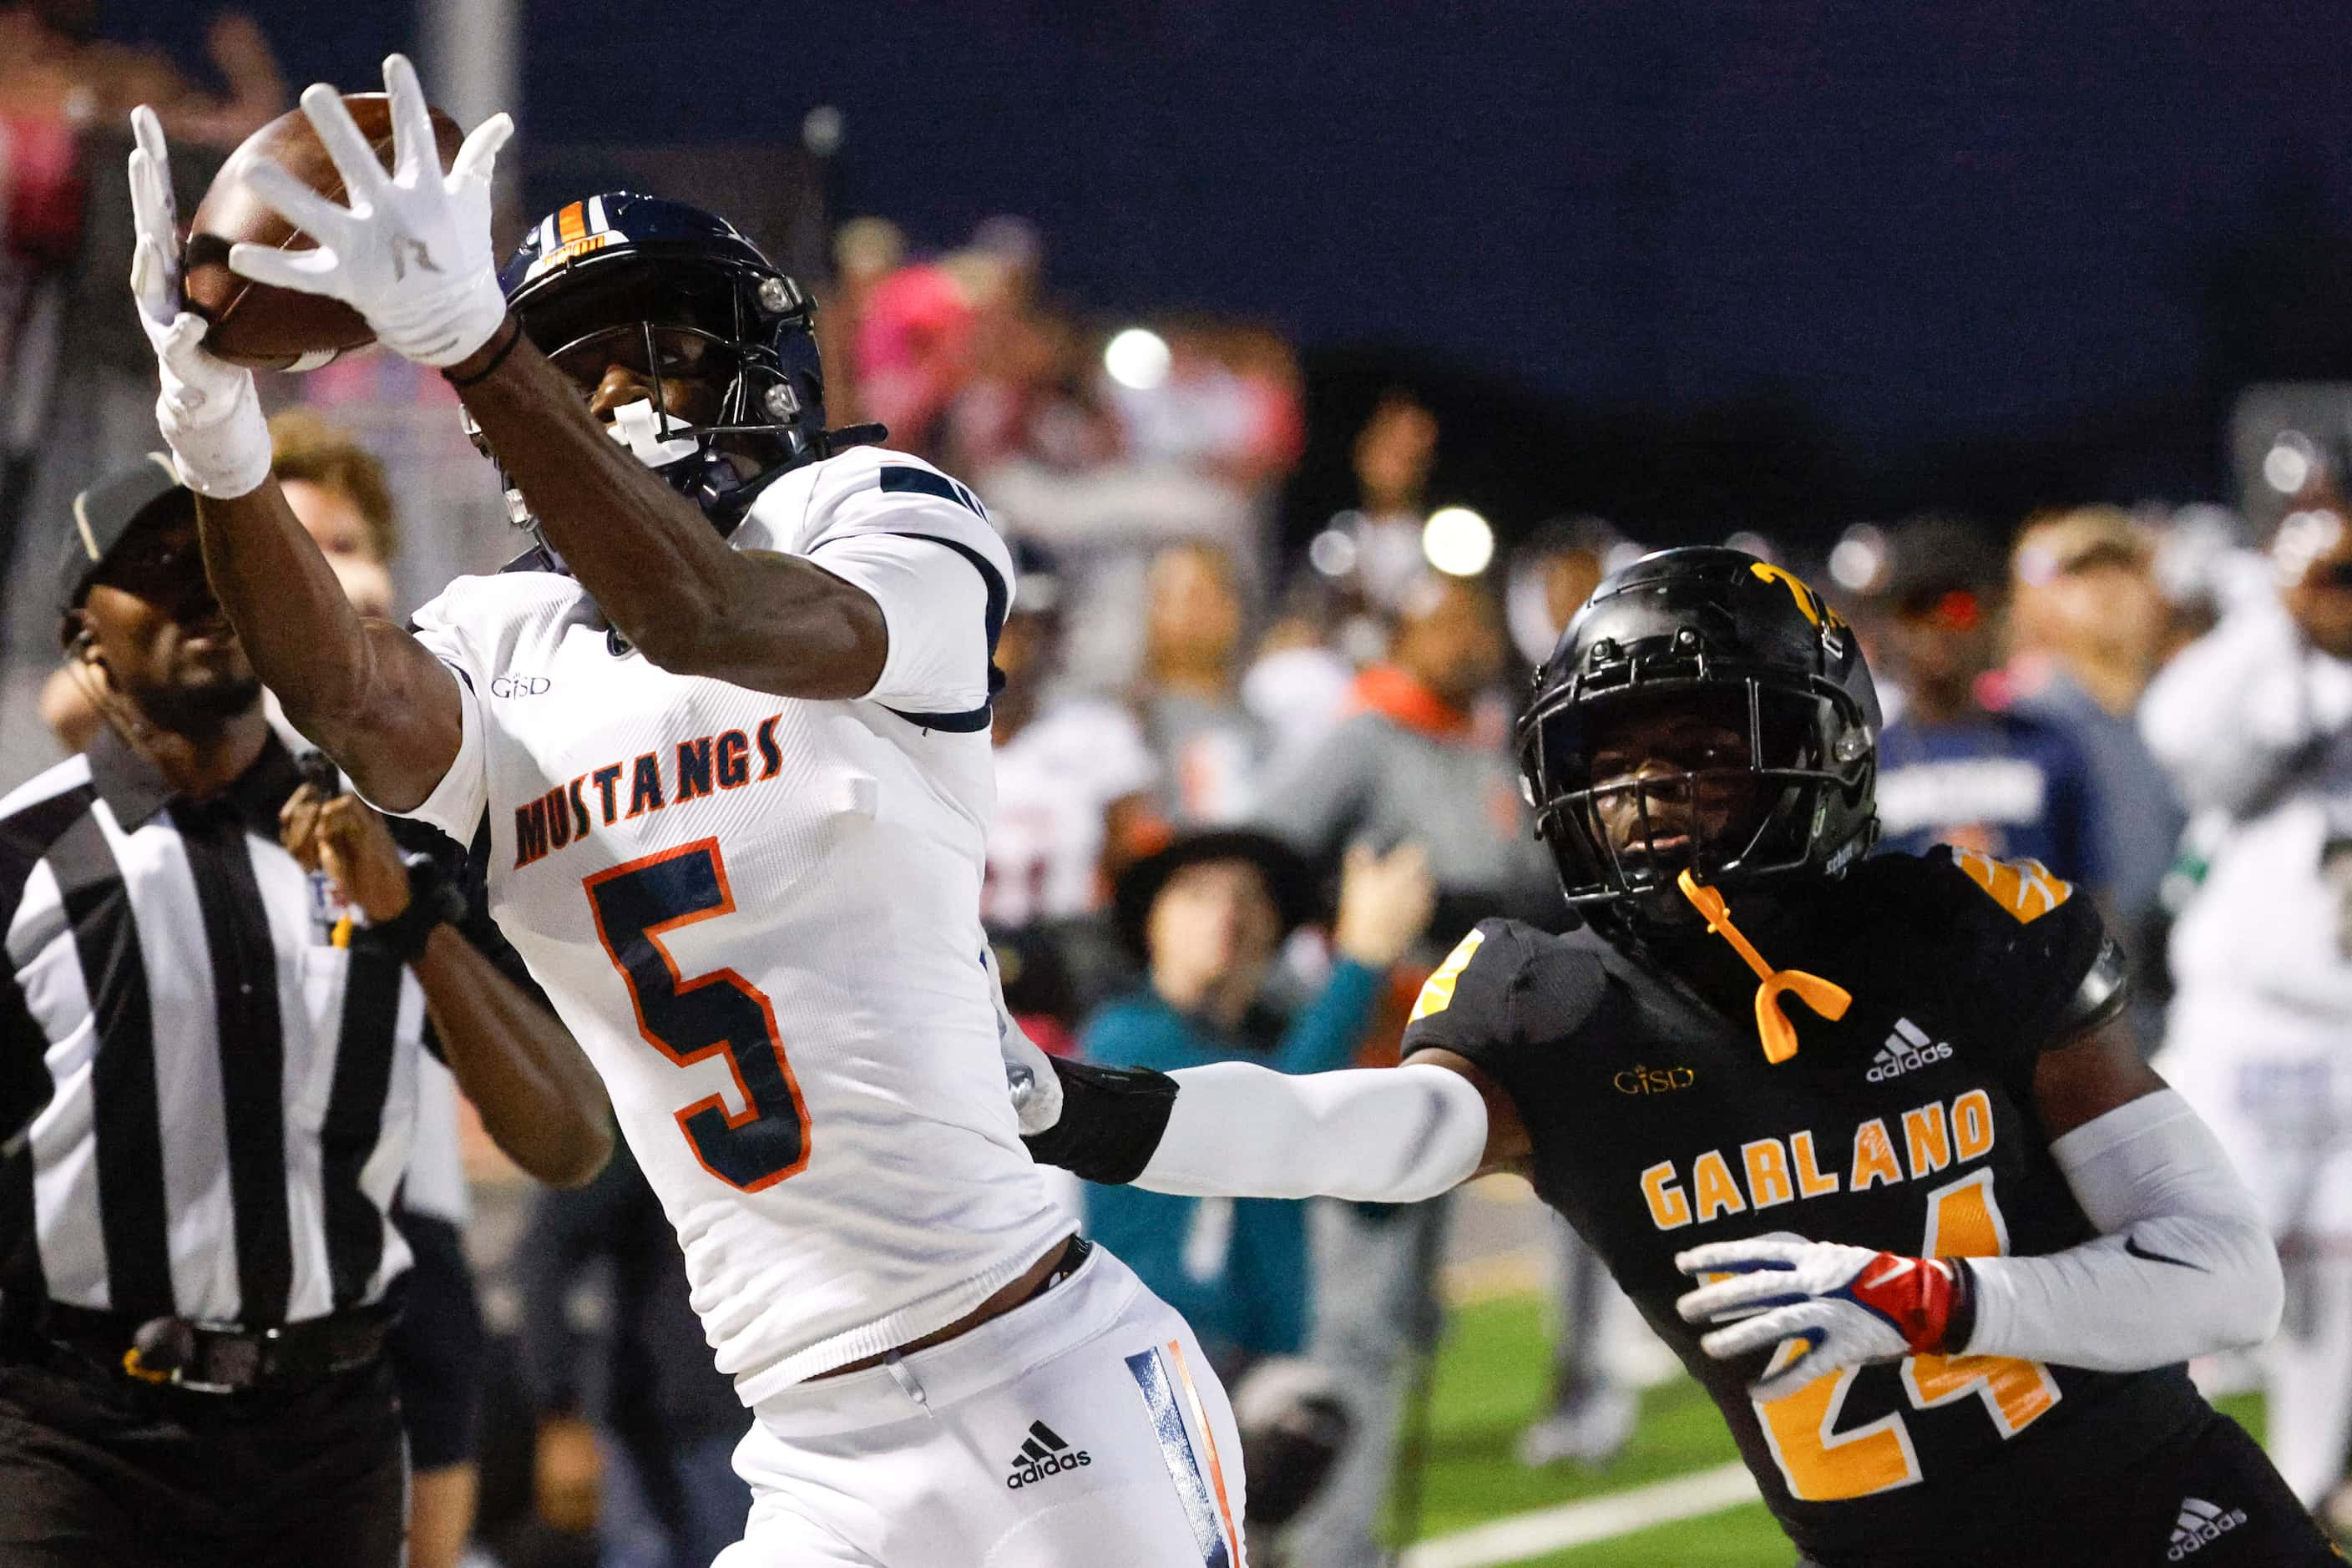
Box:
129;58;1248;1568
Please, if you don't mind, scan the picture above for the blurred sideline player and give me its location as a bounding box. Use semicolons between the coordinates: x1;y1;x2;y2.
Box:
2144;493;2352;1513
1030;549;2336;1565
129;58;1247;1568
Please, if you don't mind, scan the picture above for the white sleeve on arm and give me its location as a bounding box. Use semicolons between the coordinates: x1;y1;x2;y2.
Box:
354;592;488;842
1960;1089;2281;1369
808;533;994;713
1133;1061;1490;1203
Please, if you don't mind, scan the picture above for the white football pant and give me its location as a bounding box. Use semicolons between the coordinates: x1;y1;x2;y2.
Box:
716;1244;1249;1566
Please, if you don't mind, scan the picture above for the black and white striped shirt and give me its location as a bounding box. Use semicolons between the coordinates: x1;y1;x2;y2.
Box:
0;727;435;1327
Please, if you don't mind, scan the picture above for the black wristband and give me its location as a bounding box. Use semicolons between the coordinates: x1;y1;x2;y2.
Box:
1939;1257;1979;1355
351;852;468;965
442;315;524;389
1020;1058;1180;1186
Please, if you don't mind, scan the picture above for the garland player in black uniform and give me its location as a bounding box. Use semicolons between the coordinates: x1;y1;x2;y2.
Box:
1019;546;2340;1566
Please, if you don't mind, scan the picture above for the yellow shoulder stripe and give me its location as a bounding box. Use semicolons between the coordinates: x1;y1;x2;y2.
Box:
1410;928;1487;1022
1950;848;2072;923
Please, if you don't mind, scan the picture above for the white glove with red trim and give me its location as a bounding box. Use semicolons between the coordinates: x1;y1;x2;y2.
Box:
1675;1233;1970;1404
127;106;271;498
226;53;512;368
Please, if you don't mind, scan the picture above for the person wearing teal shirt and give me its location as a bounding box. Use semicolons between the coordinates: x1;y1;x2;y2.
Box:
1080;828;1434;1378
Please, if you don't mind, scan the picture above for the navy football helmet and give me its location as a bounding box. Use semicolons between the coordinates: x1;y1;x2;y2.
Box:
1518;546;1881;907
471;192;870;536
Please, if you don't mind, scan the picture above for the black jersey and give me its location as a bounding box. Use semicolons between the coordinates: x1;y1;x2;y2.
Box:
1401;847;2212;1567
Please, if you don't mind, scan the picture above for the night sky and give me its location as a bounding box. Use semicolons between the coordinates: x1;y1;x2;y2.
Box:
114;0;2352;519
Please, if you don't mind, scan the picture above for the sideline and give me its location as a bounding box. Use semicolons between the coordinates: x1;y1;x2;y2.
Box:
1398;1462;1762;1568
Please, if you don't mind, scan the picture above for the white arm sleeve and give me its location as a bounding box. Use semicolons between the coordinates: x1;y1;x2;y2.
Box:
1960;1089;2282;1369
1134;1061;1490;1203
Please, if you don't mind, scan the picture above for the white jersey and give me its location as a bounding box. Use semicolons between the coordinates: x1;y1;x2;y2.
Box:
381;446;1065;1404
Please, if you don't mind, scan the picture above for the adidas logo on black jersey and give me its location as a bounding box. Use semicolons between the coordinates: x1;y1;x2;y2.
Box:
2166;1495;2246;1559
1865;1018;1953;1083
1005;1420;1090;1488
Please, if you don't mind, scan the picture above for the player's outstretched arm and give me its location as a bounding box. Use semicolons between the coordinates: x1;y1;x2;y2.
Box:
124;102;463;811
1674;1012;2281;1401
1020;1050;1525;1202
197;481;466;812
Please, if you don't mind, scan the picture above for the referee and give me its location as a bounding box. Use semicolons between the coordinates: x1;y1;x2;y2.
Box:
0;458;612;1566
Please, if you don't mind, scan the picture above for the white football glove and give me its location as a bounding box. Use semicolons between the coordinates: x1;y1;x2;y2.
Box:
127;105;271;498
226;53;512;369
1674;1232;1967;1404
985;944;1063;1136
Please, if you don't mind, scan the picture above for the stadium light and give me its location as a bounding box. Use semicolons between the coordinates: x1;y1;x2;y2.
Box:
803;105;844;156
2265;434;2315;495
1308;528;1359;578
1423;506;1495;577
1104;328;1171;391
1828;524;1889;594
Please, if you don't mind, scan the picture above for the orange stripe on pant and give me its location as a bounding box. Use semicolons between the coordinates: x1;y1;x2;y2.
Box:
1168;1338;1242;1562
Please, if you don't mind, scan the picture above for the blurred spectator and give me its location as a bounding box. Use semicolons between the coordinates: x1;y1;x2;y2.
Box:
848;253;977;456
1254;571;1555;1568
1329;392;1439;612
943;301;1115;477
517;1137;750;1568
2143;496;2352;1510
0;5;281;149
0;8;286;657
2004;506;2186;1051
974;314;1295;690
812;215;906;427
1517;1215;1641;1472
984;539;1159;928
1505;517;1634;667
1107;320;1304;492
1870;517;2107;887
1136;540;1270;826
1082;834;1433;1378
1260;573;1555;954
1239;565;1393;781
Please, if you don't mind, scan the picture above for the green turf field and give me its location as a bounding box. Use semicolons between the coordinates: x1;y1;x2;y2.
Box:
1409;1293;2266;1567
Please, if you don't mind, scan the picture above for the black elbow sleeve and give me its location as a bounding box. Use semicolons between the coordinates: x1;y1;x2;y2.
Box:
1021;1058;1180;1186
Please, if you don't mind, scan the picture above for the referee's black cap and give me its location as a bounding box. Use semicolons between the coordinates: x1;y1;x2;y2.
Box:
57;453;195;635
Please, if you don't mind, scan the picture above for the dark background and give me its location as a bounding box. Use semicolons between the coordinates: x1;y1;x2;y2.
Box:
108;0;2352;549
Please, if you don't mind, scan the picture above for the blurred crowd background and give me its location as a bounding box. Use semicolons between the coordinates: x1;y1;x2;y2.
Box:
13;2;2352;1565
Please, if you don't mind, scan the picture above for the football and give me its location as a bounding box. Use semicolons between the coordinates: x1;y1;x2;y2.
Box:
183;93;463;371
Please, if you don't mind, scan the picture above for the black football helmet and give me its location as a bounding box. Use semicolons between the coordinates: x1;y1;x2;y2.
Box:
1518;546;1880;907
470;192;871;538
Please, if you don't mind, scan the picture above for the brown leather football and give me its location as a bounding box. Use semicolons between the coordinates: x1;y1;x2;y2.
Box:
184;93;463;371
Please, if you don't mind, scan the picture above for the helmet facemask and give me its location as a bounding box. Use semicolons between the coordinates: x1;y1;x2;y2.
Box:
467;251;822;539
1523;678;1870;908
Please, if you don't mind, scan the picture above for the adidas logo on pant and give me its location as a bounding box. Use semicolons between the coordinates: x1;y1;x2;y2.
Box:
1005;1420;1091;1489
2166;1495;2247;1560
1865;1018;1953;1082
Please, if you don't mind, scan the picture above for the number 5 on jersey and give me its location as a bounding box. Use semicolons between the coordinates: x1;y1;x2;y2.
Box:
586;839;812;1191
